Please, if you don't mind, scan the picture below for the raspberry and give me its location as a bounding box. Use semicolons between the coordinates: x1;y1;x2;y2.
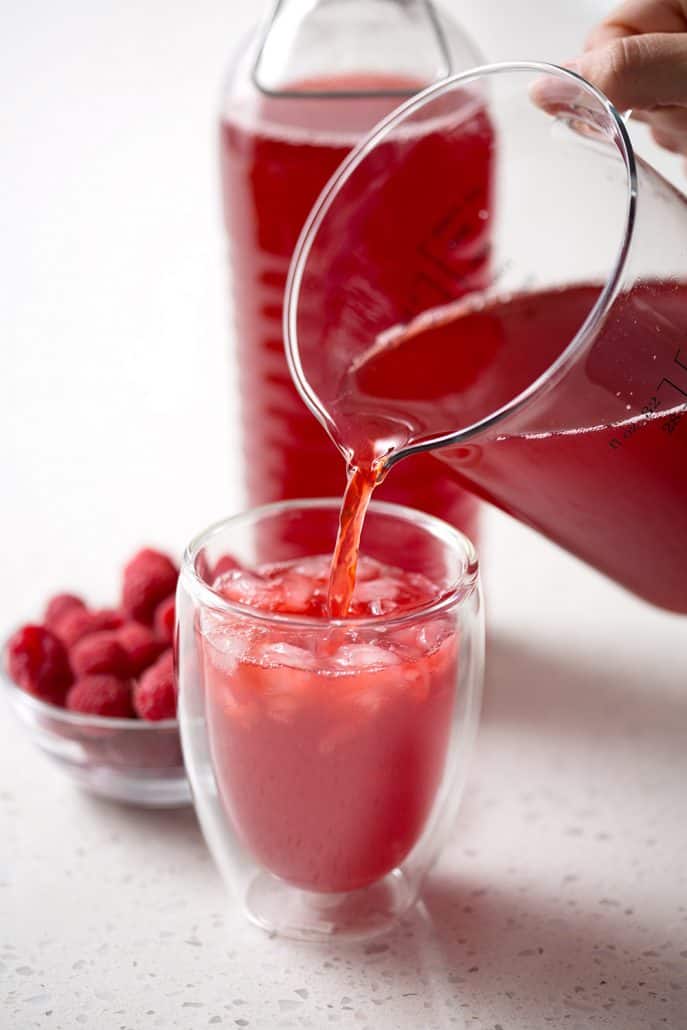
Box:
153;596;175;645
212;553;241;582
116;621;164;675
66;675;134;718
122;548;178;625
5;625;73;705
134;649;176;721
70;631;129;678
155;647;174;676
44;594;86;631
55;607;124;648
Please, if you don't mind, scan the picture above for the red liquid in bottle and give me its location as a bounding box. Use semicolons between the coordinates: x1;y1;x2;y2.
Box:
220;74;494;554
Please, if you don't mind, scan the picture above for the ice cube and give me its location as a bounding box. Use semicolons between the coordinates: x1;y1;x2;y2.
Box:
354;557;385;582
353;577;401;605
331;643;400;671
258;663;315;723
417;618;449;652
207;632;241;670
201;613;251;672
279;571;315;614
257;641;316;670
215;569;278;610
292;555;331;581
428;630;458;673
406;571;437;597
388;625;423;652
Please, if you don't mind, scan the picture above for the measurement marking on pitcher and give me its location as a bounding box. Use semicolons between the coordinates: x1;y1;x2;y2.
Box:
608;346;687;451
404;184;491;318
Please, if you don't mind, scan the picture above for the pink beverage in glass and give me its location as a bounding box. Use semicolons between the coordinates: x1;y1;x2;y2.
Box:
219;74;493;552
201;554;457;892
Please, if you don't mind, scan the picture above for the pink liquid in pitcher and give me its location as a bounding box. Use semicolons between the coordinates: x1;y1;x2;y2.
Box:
202;555;457;892
333;282;687;614
220;74;494;549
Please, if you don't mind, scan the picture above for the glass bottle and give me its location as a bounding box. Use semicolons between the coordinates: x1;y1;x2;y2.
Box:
219;0;490;551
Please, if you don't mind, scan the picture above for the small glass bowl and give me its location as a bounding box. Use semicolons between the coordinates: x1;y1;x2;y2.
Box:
1;666;190;808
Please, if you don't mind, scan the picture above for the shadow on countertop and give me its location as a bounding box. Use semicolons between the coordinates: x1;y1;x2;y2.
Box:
305;870;686;1030
481;629;687;754
419;871;686;1030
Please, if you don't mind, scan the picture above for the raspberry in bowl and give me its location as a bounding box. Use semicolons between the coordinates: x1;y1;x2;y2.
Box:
2;549;189;808
177;500;484;940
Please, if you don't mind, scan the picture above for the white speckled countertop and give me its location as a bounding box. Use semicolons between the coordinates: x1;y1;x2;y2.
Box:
2;2;686;1028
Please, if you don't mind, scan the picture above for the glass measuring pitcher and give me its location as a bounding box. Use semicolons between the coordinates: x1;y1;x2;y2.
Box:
219;0;489;553
285;63;687;614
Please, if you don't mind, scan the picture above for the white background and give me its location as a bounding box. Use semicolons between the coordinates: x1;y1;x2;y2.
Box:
2;3;686;1029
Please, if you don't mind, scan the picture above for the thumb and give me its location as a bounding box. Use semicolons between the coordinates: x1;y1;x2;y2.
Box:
570;32;687;111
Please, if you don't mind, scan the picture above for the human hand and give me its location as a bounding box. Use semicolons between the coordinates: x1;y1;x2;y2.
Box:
569;1;687;158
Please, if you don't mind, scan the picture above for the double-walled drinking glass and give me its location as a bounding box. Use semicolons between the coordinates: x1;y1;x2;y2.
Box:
177;499;483;940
